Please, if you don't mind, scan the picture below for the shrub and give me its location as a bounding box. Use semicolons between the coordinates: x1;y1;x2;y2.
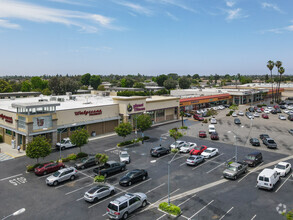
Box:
62;157;70;162
159;202;181;216
76;152;88;159
180;126;188;130
118;140;134;147
94;175;105;182
26;163;40;172
228;110;234;115
0;135;3;143
202;119;208;123
171;148;179;153
171;128;178;131
137;136;150;142
226;113;230;116
67;153;77;160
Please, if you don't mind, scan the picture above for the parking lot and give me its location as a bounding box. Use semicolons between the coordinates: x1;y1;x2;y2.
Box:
0;110;292;220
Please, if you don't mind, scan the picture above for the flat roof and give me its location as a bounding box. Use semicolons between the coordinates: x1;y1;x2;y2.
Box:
180;94;231;103
0;91;41;97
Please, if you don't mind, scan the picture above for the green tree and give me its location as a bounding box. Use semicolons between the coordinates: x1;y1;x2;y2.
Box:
169;128;183;142
156;74;168;86
133;82;145;89
89;75;101;90
192;74;200;79
277;66;285;103
168;73;179;80
21;80;32;92
214;74;220;84
163;78;177;90
10;80;22;92
136;114;152;136
282;209;293;220
0;80;13;93
97;85;106;91
267;60;275;103
42;88;52;95
81;73;91;86
179;111;185;127
95;153;109;176
26;136;51;163
114;122;132;141
31;76;46;90
179;76;191;89
120;78;134;88
206;109;218;117
70;128;90;153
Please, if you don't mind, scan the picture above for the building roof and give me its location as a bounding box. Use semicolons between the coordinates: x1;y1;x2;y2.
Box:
0;91;41;97
180;94;231;103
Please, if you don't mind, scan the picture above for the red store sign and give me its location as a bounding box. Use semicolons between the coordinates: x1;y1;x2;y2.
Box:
0;114;13;123
74;110;102;116
133;104;145;112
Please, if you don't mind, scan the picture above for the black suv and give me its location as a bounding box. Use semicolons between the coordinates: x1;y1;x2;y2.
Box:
150;146;170;157
234;118;241;124
250;138;260;146
74;156;98;169
243;152;263;167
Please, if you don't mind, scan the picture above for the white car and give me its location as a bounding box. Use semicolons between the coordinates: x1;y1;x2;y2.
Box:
232;112;237;117
264;109;271;114
170;140;187;149
279;115;286;120
287;105;293;110
210;118;217;124
238;111;244;116
201;148;219;158
254;112;260;117
274;162;291;177
179;142;197;153
208;125;216;133
283;109;290;114
267;106;274;110
119;151;130;164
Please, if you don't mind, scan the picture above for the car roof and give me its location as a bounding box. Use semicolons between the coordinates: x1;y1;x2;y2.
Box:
112;193;135;204
230;162;241;167
107;161;118;164
120;151;128;154
259;168;276;176
206;147;216;150
60;167;75;172
265;138;274;141
277;162;290;166
248;151;261;156
251;138;259;141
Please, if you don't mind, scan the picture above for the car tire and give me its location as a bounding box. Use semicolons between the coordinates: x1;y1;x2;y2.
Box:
157;154;161;157
43;171;47;175
70;175;75;181
128;181;132;186
103;173;108;178
110;190;115;196
121;167;125;171
141;200;147;207
122;212;128;220
61;147;65;150
81;166;85;170
94;197;98;203
234;176;237;180
53;181;58;186
166;150;170;154
142;175;146;181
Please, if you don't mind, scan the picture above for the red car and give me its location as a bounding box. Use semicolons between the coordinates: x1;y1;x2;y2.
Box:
210;132;219;140
34;162;65;175
274;105;279;109
260;107;265;112
199;131;207;138
193;114;204;121
262;114;269;119
190;145;207;155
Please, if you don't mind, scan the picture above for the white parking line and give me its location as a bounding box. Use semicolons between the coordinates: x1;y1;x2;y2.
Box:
219;207;234;220
251;214;257;220
65;183;93;195
55;176;90;189
192;153;224;170
88;191;124;208
124;178;152;191
238;162;264;183
180;162;186;166
275;174;292;193
155;154;173;161
206;156;234;174
177;193;196;207
146;183;165;194
172;154;188;162
106;170;128;180
0;173;23;181
188;200;214;220
37;173;53;179
156;214;166;220
104;147;117;152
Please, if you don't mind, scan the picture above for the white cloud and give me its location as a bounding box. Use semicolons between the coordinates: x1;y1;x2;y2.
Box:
226;1;235;7
146;0;197;13
116;1;152;16
48;0;89;7
225;8;248;21
261;21;293;34
0;19;21;29
0;0;116;32
262;2;283;13
166;11;179;21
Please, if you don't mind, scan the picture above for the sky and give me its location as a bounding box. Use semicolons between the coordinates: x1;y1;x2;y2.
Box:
0;0;292;76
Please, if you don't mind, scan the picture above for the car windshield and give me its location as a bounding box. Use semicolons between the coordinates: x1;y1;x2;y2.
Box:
105;163;111;168
81;158;88;162
53;171;60;177
120;154;129;158
37;164;45;168
246;156;255;160
61;139;66;144
204;149;212;153
268;140;275;143
108;203;118;212
228;166;237;172
88;186;101;194
275;164;285;170
193;147;200;150
188;157;196;160
125;172;135;178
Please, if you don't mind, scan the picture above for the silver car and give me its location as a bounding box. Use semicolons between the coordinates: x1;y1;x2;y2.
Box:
186;155;205;166
119;151;130;164
46;167;77;186
84;184;115;203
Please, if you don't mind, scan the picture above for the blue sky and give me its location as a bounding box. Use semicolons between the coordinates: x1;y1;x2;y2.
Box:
0;0;292;76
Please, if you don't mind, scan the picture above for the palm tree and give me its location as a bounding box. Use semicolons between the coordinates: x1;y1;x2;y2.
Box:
277;67;285;103
275;61;282;103
267;60;275;103
180;111;185;127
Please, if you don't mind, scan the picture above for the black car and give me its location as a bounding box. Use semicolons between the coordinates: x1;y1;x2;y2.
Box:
271;110;277;114
275;108;282;113
248;107;255;112
288;115;293;121
250;138;260;146
119;169;148;186
74;156;98;169
280;105;286;109
243;152;263;167
234;118;241;124
259;134;270;141
150;146;170;157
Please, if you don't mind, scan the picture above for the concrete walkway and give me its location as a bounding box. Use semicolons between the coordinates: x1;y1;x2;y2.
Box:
0;143;25;159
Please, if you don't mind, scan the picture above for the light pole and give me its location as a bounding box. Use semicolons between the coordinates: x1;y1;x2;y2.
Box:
167;150;180;205
2;208;25;220
227;127;243;162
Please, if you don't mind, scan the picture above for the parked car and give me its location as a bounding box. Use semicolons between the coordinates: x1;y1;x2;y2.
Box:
184;112;192;117
119;151;130;164
260;134;270;141
119;169;148;186
289;129;293;135
210;118;217;124
202;112;209;117
256;108;262;113
257;168;280;190
263;138;277;149
275;108;282;113
232;112;237;117
246;112;254;119
280;105;286;109
190;145;207;155
238;111;244;116
262;114;269;119
249;138;260;147
179;142;197;153
186;155;205;166
201;148;219;158
150;146;170;157
107;193;147;219
46;167;78;186
34;162;65;176
248;107;255;112
279;115;286;120
75;156;98;170
264;109;271;114
93;161;126;178
243;152;263;167
199;131;207;138
210;132;219;140
170;140;187;149
254;112;260;117
55;138;76;150
223;162;248;180
271;110;277;114
208;125;216;134
193;114;204;121
234;118;241;124
274;162;291;177
84;184;115;203
288;115;293;121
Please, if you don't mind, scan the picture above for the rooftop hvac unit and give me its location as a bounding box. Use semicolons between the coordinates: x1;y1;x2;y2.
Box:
38;99;48;102
57;98;65;102
50;97;57;101
70;96;76;100
10;96;16;100
66;92;72;96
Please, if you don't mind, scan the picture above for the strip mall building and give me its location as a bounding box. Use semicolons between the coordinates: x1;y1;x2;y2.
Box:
0;95;179;150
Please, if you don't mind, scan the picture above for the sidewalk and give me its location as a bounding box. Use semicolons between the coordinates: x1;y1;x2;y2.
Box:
0;143;25;158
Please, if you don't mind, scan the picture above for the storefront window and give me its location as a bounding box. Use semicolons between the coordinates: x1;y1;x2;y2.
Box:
156;109;165;117
5;129;12;135
18;116;26;129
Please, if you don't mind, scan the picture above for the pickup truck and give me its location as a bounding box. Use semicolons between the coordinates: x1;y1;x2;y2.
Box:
93;161;126;178
223;162;248;180
56;138;76;150
263;138;277;149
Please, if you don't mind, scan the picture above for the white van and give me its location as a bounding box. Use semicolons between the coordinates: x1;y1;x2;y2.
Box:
257;168;280;190
208;125;216;134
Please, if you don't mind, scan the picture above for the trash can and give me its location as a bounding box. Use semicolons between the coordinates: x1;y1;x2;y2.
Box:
11;140;15;149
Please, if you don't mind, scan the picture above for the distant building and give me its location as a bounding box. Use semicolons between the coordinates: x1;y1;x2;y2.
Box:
0;92;41;99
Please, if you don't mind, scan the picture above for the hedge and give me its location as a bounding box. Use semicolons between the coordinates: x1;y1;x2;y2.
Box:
67;153;77;160
26;163;41;172
171;148;179;154
118;136;150;146
180;126;188;130
159;202;181;216
94;175;105;183
76;152;88;159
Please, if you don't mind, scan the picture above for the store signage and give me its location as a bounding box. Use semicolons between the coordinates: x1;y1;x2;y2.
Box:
33;116;52;130
74;109;102;116
0;114;13;123
133;104;145;112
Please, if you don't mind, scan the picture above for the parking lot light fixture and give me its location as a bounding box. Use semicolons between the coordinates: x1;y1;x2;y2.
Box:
227;130;238;162
168;150;180;206
2;208;25;220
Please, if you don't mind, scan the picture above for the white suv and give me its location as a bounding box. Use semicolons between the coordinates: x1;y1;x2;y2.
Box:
46;167;77;186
